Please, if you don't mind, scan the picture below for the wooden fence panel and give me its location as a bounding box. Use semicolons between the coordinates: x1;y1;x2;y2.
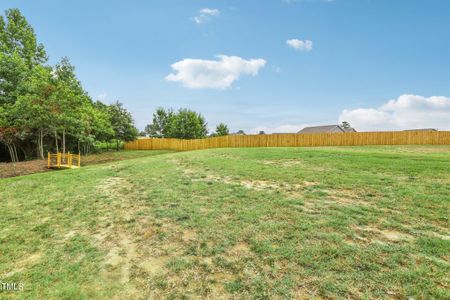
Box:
125;131;450;151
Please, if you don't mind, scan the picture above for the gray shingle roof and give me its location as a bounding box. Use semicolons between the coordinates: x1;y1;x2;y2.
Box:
403;128;437;131
298;125;356;134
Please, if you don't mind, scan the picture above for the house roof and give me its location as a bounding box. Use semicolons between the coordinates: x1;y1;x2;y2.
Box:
298;125;356;134
403;128;437;131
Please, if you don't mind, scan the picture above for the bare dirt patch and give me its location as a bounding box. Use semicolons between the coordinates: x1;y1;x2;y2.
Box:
324;188;369;206
0;159;55;179
428;231;450;241
229;242;251;255
96;176;135;200
140;256;168;276
182;167;319;197
262;159;330;171
2;252;42;277
356;225;414;243
182;229;197;242
262;159;304;167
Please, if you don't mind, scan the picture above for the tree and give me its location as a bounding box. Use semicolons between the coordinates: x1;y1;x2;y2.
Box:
52;57;89;155
236;130;246;135
0;105;20;162
145;108;208;139
341;121;351;129
168;109;208;139
0;8;47;68
258;131;265;135
0;8;136;162
93;101;115;151
77;102;114;154
13;64;55;159
0;52;29;161
0;51;29;106
0;8;48;161
108;101;138;150
145;107;174;137
215;123;229;136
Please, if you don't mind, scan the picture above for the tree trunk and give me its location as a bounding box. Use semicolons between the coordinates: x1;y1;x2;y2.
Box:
62;129;66;156
78;139;80;154
37;130;41;159
55;131;59;153
7;144;15;163
37;128;44;159
20;146;27;161
12;143;19;162
41;129;44;158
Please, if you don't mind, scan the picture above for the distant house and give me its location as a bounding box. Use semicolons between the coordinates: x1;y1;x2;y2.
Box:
403;128;437;132
230;130;246;136
298;125;356;134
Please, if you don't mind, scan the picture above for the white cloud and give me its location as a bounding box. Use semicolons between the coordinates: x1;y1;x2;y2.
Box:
200;8;219;16
193;8;219;24
339;94;450;131
286;39;313;51
165;55;266;89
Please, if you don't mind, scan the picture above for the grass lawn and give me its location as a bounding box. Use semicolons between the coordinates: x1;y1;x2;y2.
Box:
0;146;449;299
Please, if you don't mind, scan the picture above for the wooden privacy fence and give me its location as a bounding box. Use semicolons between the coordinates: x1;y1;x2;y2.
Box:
125;131;450;151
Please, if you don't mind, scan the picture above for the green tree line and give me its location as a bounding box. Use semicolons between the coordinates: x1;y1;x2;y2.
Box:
145;107;229;139
0;8;138;162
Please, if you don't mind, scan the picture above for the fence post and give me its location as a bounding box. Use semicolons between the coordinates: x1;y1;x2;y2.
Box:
78;153;81;167
47;152;50;168
57;153;61;168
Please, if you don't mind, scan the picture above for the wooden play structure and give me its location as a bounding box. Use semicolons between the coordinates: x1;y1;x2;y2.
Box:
47;152;81;169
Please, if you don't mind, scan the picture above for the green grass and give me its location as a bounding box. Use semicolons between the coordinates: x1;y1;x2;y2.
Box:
1;146;449;299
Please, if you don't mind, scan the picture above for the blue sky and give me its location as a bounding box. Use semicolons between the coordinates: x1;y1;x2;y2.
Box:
2;0;450;132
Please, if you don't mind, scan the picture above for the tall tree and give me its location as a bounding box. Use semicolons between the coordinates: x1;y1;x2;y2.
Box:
0;8;48;161
14;64;55;159
0;105;19;162
215;123;229;136
145;107;174;138
145;108;208;139
0;8;47;67
169;109;208;139
52;57;89;155
108;101;138;150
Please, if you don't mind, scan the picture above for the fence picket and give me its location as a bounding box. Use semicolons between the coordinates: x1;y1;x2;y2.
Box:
125;131;450;151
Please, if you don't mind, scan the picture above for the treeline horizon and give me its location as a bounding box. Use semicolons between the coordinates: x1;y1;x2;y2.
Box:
0;8;140;162
0;8;234;163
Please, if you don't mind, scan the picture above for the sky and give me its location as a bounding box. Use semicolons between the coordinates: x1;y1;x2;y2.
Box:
1;0;450;133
